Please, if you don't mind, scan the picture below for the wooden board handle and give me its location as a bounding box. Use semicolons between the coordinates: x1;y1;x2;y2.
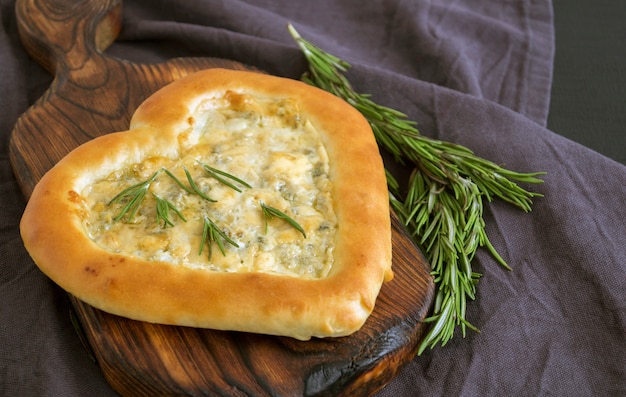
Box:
10;0;248;198
15;0;122;74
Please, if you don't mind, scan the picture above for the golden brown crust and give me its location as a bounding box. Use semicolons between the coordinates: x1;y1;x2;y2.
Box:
20;68;392;340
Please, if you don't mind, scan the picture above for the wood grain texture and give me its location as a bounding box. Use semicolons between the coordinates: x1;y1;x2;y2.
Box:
10;0;435;395
71;211;432;397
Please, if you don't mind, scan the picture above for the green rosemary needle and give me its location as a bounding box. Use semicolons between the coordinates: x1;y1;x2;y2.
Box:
198;161;252;192
109;169;161;222
183;166;216;202
162;168;195;195
288;24;545;354
260;201;307;238
153;193;186;228
200;215;239;259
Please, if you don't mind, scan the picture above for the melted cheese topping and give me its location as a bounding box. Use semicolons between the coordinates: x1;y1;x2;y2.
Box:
80;91;337;279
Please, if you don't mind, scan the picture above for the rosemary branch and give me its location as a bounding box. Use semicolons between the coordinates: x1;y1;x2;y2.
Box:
153;193;186;227
199;161;252;192
288;24;545;354
184;166;216;202
260;201;307;238
200;215;239;259
109;169;161;222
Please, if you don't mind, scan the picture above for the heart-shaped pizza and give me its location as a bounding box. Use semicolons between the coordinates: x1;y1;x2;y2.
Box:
20;68;393;340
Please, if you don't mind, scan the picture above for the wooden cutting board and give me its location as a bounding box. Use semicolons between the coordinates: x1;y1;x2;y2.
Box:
10;0;435;395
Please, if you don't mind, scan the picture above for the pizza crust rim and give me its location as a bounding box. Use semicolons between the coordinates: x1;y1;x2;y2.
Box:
20;68;393;340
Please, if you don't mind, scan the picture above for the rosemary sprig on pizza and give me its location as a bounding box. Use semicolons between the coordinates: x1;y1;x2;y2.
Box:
288;24;545;354
106;163;306;258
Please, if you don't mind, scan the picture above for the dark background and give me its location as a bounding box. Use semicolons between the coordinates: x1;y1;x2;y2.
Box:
548;0;626;165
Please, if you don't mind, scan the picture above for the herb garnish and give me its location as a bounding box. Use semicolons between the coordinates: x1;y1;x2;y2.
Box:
288;24;545;354
183;166;216;202
108;164;307;258
199;161;252;192
109;169;161;222
153;193;186;227
260;201;307;238
162;168;195;195
200;215;239;259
